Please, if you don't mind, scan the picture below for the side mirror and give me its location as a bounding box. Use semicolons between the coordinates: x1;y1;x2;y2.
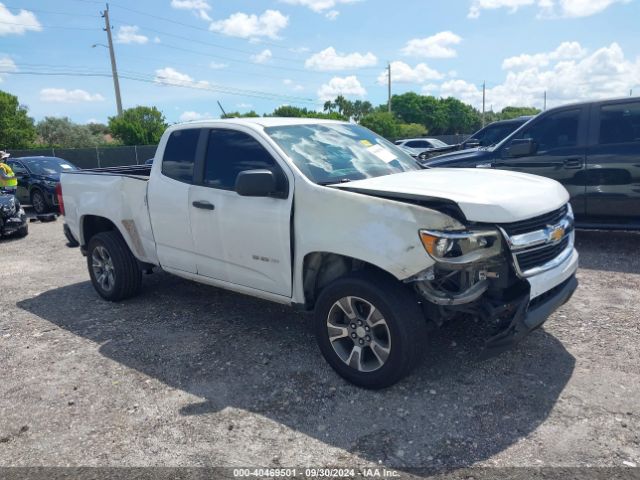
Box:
464;138;481;149
235;169;277;197
505;138;536;158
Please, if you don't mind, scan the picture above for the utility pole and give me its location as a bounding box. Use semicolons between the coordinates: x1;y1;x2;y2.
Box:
102;3;123;116
387;62;391;113
482;81;486;127
543;91;547;111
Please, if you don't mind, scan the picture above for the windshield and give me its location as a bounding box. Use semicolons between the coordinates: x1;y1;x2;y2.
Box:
265;123;419;184
25;157;76;176
429;138;448;148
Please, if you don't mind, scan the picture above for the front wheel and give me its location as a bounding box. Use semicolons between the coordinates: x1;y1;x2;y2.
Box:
314;271;427;389
87;231;142;301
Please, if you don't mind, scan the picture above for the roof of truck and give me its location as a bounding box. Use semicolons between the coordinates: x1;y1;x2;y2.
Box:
177;117;347;128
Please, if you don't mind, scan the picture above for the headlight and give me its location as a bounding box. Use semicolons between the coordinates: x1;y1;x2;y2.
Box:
44;180;58;188
419;229;502;264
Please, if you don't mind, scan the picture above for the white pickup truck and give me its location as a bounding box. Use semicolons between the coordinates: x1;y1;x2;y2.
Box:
59;118;578;388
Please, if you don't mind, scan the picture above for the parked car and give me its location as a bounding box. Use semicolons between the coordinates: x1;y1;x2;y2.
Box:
394;138;449;158
424;97;640;230
59;118;578;388
6;156;78;214
417;116;534;164
144;158;154;165
0;190;28;238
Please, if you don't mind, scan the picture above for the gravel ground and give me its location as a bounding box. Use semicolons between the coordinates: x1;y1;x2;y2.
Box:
0;217;639;474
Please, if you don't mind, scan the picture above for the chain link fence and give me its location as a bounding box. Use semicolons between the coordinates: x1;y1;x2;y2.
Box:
6;145;157;169
6;135;469;169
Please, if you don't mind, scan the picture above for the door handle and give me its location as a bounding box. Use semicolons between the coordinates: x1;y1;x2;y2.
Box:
192;200;215;210
563;158;583;169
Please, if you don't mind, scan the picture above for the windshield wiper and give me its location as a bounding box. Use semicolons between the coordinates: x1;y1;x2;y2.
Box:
317;178;352;186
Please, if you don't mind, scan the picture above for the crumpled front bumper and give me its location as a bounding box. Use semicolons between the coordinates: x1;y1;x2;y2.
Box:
482;274;578;358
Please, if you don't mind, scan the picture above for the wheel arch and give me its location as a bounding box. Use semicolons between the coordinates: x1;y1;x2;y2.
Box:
80;215;123;249
301;251;401;310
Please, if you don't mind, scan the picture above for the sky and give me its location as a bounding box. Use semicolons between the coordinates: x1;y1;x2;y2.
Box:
1;0;639;124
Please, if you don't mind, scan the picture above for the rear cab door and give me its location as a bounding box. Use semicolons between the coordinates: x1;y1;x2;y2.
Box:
584;98;640;227
147;127;206;274
494;106;589;218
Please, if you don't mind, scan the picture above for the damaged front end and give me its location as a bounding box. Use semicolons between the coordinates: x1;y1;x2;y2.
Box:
406;225;572;357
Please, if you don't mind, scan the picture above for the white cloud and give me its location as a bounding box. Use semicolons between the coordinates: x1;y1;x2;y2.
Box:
468;0;630;18
251;49;272;64
40;88;105;103
154;36;161;43
179;110;213;122
154;67;210;89
502;41;586;70
0;4;41;36
283;78;304;91
317;75;366;101
237;103;253;109
115;25;148;44
280;0;359;17
401;31;462;58
209;61;228;69
0;55;17;82
439;42;640;111
555;0;630;17
209;10;288;39
171;0;212;21
468;0;535;18
377;61;444;85
305;47;377;71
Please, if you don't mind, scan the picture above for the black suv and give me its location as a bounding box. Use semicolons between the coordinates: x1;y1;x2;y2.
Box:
418;116;533;163
424;97;640;230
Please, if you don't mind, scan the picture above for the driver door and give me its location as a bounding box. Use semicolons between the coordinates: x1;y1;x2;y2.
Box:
189;127;294;297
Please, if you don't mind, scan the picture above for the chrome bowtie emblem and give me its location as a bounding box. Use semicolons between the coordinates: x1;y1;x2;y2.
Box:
547;225;565;243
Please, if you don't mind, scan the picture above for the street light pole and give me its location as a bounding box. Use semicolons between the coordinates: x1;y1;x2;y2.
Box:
101;3;123;116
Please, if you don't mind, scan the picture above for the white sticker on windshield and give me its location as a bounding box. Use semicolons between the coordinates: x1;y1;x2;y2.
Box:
60;164;73;169
368;144;397;163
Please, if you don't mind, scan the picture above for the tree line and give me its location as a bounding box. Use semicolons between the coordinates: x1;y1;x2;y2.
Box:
0;89;540;150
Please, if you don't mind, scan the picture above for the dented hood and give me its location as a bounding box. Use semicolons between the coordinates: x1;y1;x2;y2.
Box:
333;168;569;223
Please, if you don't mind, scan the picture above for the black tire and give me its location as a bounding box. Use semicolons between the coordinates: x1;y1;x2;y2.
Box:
314;271;427;389
31;189;49;214
15;224;28;238
87;231;142;301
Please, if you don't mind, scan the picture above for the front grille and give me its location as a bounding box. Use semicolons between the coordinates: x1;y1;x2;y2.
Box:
515;236;570;272
501;205;568;236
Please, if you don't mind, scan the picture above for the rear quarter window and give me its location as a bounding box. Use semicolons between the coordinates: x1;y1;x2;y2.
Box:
161;129;200;183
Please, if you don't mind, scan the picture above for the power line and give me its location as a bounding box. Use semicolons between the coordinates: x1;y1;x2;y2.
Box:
1;68;319;104
0;20;97;30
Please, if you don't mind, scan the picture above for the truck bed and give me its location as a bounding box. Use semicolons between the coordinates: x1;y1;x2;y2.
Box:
69;164;152;178
61;166;158;265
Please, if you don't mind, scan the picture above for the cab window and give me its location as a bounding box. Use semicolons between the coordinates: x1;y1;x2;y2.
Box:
161;129;200;183
518;109;580;152
203;129;286;193
599;102;640;145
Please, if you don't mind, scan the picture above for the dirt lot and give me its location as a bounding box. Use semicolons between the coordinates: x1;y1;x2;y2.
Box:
0;217;639;474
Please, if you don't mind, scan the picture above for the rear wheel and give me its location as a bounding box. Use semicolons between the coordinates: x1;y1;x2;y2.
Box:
31;189;49;214
314;271;427;389
87;231;142;301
